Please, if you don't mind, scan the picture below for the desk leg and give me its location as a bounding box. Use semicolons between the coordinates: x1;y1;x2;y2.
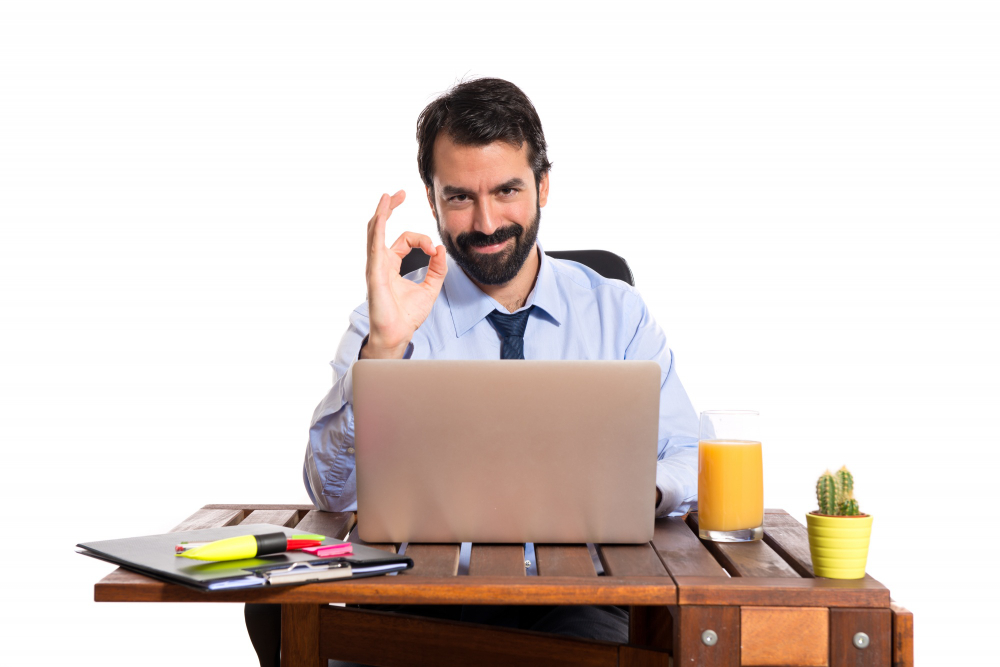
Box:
281;603;321;667
629;606;673;651
671;605;739;667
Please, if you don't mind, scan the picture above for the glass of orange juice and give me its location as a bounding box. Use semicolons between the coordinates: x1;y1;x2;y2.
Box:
697;410;763;542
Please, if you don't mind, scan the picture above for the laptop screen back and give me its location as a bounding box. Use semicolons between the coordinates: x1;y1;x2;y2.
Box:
353;360;660;544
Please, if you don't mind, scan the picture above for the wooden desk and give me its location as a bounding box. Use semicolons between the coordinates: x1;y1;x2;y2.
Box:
94;504;913;667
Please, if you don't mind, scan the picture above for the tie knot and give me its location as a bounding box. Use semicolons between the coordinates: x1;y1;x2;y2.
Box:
487;307;533;338
486;307;534;360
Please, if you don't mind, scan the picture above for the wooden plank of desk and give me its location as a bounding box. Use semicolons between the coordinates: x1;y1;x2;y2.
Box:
469;544;525;577
674;576;889;608
890;601;914;667
761;511;816;577
294;510;355;541
241;509;302;527
686;514;800;579
740;606;828;666
651;516;728;578
618;645;671;667
830;607;891;667
403;544;461;577
169;508;246;532
347;524;397;553
597;544;669;577
95;574;676;605
535;545;597;577
317;606;620;667
672;605;740;667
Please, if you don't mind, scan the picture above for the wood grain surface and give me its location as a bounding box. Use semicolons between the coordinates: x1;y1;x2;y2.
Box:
598;543;670;577
687;514;800;578
651;516;728;577
534;544;598;577
672;604;740;667
830;607;891;667
469;544;525;577
295;510;355;541
280;604;319;667
740;606;829;666
890;601;914;667
242;508;302;527
403;544;461;577
95;573;677;605
674;576;889;608
318;605;620;667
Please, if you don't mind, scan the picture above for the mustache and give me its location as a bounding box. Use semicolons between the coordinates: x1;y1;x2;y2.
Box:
455;225;522;250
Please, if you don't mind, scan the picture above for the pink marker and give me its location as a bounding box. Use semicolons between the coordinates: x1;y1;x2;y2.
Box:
302;543;354;557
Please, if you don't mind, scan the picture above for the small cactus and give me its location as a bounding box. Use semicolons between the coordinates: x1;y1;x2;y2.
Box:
815;466;862;516
836;466;854;497
816;470;838;515
839;498;860;516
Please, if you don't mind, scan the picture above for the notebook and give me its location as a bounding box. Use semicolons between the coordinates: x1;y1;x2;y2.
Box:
78;523;412;590
353;360;660;544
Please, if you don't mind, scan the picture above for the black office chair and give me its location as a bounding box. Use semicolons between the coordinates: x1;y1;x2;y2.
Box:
245;247;635;667
398;247;635;287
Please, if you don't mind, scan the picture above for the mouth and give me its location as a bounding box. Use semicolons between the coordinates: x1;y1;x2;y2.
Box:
471;238;512;254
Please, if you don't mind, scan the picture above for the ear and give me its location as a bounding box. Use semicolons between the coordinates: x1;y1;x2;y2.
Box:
426;185;437;217
537;172;550;208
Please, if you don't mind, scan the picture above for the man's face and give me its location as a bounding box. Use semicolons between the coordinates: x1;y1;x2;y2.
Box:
427;133;549;286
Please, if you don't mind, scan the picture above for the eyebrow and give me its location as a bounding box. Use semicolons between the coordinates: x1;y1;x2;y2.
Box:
441;178;527;197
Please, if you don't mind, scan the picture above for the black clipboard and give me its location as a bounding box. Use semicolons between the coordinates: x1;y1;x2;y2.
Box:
78;523;412;591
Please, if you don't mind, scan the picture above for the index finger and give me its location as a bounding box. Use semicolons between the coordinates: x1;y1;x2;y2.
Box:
368;190;407;251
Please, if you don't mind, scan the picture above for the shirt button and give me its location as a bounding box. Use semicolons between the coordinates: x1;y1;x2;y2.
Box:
347;447;355;454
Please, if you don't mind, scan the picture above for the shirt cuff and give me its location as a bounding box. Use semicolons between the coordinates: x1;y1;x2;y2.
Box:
655;477;684;517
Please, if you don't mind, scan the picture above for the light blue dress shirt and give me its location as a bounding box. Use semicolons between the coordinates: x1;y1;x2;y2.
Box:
303;243;700;518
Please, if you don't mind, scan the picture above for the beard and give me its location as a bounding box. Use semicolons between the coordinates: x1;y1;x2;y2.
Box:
438;201;541;286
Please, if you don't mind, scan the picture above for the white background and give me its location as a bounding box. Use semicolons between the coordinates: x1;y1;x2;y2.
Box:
1;2;997;664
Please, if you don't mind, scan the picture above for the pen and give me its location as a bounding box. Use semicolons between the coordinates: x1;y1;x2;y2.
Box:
178;533;323;561
175;534;325;554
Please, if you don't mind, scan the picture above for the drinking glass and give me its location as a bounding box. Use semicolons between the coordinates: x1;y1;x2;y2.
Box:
697;410;763;542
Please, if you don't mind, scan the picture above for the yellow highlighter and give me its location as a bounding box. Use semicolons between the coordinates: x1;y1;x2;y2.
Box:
179;533;323;561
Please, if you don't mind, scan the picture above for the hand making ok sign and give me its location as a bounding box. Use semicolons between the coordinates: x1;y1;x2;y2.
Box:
362;190;448;359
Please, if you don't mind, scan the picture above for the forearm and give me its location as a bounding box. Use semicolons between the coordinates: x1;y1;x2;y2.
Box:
304;405;359;512
655;437;699;517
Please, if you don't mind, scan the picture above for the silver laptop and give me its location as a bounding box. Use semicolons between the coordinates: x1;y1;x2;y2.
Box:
353;360;660;544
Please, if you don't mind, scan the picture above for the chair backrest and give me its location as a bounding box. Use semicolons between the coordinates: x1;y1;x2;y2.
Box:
399;248;634;287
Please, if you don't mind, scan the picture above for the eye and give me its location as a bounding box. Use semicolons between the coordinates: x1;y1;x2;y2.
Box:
448;194;469;203
499;187;518;197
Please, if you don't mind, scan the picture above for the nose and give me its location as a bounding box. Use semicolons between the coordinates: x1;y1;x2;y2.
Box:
472;197;501;236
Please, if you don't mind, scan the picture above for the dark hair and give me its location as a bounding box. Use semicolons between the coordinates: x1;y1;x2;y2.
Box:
416;78;552;194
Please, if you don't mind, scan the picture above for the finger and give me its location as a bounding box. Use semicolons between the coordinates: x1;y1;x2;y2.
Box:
389;231;436;259
421;245;449;295
368;193;391;253
388;189;406;211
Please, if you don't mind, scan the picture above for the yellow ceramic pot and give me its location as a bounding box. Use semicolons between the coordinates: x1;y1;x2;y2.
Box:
806;512;873;579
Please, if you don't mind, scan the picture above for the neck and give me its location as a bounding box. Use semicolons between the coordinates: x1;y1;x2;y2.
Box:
472;244;540;313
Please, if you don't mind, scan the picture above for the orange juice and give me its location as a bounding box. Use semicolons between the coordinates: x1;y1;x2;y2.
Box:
698;439;763;532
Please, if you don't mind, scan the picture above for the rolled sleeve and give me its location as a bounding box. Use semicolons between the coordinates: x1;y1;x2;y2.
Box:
624;293;700;517
302;307;370;512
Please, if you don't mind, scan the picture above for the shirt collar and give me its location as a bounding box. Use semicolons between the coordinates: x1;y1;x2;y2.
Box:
443;241;566;338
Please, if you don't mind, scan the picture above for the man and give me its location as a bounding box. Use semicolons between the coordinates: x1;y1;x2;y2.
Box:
294;77;697;653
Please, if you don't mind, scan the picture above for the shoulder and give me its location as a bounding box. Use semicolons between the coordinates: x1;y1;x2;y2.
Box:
547;254;640;300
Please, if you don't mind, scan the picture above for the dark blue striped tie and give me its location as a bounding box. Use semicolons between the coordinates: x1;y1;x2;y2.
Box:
486;307;534;360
